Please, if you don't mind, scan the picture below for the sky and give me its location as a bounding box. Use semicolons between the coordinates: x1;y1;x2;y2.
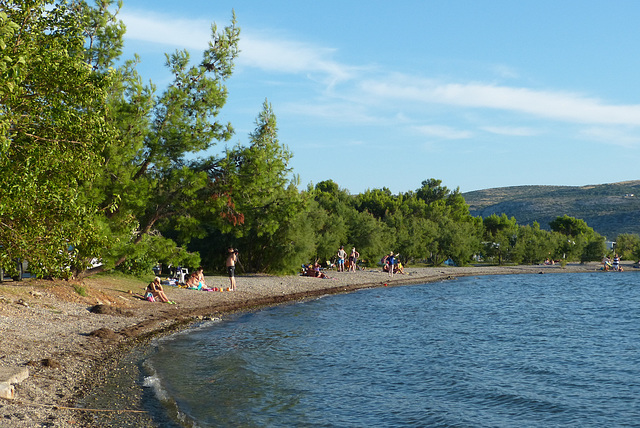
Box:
117;0;640;195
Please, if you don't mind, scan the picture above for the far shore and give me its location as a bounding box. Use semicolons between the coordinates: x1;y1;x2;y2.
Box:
0;262;635;427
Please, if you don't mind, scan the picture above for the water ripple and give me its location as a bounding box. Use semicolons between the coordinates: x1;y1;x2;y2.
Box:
144;272;640;427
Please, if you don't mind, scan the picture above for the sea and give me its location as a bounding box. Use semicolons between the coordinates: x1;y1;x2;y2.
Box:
81;271;640;427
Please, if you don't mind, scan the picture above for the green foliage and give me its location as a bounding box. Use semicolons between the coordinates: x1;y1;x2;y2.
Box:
581;236;606;263
82;4;240;274
200;100;311;274
482;214;518;265
113;233;200;277
346;209;390;266
549;215;605;262
355;188;397;218
614;234;640;260
511;222;555;265
0;0;113;277
416;179;449;204
550;215;594;237
1;1;620;278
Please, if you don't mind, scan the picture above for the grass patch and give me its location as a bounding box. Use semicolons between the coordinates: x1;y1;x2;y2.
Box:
83;271;149;294
73;284;88;297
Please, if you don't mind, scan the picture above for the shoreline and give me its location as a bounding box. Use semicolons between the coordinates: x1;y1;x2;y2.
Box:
0;262;631;427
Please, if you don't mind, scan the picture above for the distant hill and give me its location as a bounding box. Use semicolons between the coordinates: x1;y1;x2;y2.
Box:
462;180;640;240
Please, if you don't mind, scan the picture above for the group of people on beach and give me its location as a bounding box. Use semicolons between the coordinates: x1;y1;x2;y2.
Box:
184;267;208;289
602;254;624;271
145;247;239;303
336;246;360;272
303;262;329;278
381;252;405;276
302;246;406;279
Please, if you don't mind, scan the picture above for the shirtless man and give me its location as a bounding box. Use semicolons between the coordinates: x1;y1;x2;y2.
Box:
226;247;238;291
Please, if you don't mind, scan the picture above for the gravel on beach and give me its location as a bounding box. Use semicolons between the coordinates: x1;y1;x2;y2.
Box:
0;262;623;427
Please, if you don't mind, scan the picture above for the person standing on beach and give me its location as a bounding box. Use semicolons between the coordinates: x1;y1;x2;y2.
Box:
337;245;347;272
349;247;360;272
388;252;395;278
226;248;238;291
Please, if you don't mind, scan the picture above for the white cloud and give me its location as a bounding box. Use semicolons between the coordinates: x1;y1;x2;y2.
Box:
120;11;357;86
580;127;640;147
120;10;640;138
491;64;519;80
414;125;473;139
362;77;640;126
120;12;210;50
282;102;377;124
239;34;357;85
481;126;541;136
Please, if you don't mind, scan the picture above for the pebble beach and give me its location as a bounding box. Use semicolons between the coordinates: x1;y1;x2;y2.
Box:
0;262;626;427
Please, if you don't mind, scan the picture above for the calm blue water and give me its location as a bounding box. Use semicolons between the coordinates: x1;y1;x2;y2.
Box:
88;272;640;427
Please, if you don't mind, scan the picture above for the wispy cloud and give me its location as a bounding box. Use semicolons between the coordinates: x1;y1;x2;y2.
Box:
239;34;358;85
281;102;378;124
580;127;640;147
362;77;640;126
414;125;473;139
120;10;640;135
490;64;519;80
120;11;357;86
481;126;541;136
120;11;211;50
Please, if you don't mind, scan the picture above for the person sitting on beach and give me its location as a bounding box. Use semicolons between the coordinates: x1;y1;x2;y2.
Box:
395;260;405;274
195;267;207;288
305;264;315;277
313;262;327;278
303;263;326;278
146;277;171;303
612;254;621;271
185;273;202;289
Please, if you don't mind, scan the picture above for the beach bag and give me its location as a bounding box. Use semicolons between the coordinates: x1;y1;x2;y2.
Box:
145;292;156;302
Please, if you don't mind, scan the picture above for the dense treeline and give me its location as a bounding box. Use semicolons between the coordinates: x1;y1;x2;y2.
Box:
2;1;638;279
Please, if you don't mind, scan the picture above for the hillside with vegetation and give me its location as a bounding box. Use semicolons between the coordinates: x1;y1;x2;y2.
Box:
463;181;640;240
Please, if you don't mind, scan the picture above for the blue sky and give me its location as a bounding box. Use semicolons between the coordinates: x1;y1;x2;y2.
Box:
118;0;640;194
